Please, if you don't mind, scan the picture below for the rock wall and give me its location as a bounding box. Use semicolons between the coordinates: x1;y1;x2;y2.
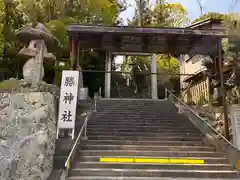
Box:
189;105;233;141
0;92;57;180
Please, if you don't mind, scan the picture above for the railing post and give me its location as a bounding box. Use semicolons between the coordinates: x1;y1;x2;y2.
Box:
99;87;102;98
93;93;97;112
164;88;168;100
178;99;181;113
82;123;88;140
82;113;89;140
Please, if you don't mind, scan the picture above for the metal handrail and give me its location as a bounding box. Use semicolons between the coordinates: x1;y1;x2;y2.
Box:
63;101;94;177
64;111;91;168
164;88;237;149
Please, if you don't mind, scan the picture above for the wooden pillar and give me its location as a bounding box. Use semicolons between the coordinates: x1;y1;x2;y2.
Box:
70;39;75;70
76;41;80;70
207;76;212;107
218;39;230;140
76;40;84;91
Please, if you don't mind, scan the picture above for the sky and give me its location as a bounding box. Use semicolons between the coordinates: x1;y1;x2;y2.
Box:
119;0;240;24
115;0;240;67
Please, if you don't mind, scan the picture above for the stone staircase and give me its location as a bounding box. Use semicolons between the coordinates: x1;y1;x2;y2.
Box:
68;99;240;179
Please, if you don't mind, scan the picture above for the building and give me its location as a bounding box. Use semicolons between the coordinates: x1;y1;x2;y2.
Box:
180;18;224;105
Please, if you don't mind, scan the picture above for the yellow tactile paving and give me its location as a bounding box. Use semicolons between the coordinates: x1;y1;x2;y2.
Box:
100;157;204;164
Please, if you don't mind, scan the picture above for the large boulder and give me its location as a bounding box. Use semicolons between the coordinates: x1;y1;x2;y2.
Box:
0;92;57;180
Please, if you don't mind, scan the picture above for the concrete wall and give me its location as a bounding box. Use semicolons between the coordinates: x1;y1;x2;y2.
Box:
184;55;205;75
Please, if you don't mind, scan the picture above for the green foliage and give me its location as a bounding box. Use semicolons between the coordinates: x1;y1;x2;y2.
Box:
0;24;4;56
152;2;189;27
131;0;188;27
223;13;240;53
157;55;180;73
192;12;226;24
0;0;124;86
131;0;152;26
0;79;22;90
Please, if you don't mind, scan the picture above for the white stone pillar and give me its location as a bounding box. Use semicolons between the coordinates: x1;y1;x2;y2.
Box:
104;52;111;98
151;53;158;99
229;105;240;150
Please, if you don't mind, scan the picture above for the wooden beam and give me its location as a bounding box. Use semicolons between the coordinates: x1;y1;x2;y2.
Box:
68;25;226;37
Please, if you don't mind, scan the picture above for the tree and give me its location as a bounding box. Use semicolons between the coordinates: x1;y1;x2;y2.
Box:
224;13;240;53
131;0;188;27
19;0;121;25
131;0;152;27
0;24;4;56
0;0;126;95
152;2;189;27
0;0;4;55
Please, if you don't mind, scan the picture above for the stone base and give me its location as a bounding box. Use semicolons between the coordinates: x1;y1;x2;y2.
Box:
0;92;57;180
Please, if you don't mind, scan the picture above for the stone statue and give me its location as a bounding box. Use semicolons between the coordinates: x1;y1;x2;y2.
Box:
16;23;61;89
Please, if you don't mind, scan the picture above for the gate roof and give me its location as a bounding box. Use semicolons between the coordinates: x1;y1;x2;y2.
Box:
68;25;226;55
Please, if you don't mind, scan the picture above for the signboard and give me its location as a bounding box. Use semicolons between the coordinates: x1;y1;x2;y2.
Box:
230;105;240;150
57;70;79;139
78;88;88;100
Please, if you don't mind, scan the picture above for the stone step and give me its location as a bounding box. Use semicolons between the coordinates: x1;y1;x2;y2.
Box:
96;105;175;107
68;176;240;180
74;162;234;171
69;168;240;178
96;104;175;107
86;127;201;133
96;102;174;106
87;124;197;129
85;139;206;146
93;117;186;121
96;100;172;103
96;105;176;108
87;135;204;141
96;106;176;109
87;121;196;127
86;126;199;132
86;131;202;137
79;150;224;158
95;109;179;112
82;144;215;152
97;106;176;109
92;116;188;120
78;155;229;164
95;113;182;116
91;115;189;120
93;118;182;121
96;106;175;108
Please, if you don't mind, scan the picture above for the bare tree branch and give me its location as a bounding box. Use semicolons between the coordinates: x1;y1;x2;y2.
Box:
229;0;240;11
196;0;203;15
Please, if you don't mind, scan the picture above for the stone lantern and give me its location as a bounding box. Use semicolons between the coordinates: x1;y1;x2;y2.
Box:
16;23;58;83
